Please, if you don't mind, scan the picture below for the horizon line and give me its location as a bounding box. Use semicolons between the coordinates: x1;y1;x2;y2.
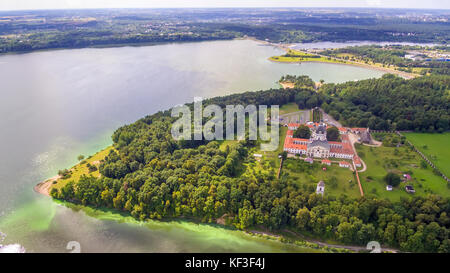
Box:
1;6;449;12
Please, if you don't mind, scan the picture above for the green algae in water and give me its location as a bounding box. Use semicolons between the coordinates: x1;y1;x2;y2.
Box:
0;197;56;233
58;201;327;253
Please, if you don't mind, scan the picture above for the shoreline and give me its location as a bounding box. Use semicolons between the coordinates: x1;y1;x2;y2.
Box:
0;38;233;56
268;55;418;79
264;41;419;79
34;175;60;196
36;184;398;253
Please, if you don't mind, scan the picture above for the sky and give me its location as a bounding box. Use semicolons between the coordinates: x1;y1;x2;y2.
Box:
0;0;449;11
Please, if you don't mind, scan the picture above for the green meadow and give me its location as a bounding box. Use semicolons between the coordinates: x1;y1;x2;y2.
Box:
403;132;450;177
356;143;450;202
280;102;300;115
269;49;349;64
51;146;114;191
282;158;360;199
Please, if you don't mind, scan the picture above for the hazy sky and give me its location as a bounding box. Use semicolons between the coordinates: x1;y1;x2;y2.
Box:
0;0;449;11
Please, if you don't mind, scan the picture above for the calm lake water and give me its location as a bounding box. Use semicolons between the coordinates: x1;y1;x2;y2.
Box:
0;39;384;252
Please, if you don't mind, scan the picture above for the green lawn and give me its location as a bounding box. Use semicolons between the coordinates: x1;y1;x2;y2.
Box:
356;143;450;202
282;159;360;199
280;103;300;115
403;132;450;177
51;146;114;190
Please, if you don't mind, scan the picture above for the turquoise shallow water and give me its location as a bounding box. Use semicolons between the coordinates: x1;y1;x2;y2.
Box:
0;39;384;252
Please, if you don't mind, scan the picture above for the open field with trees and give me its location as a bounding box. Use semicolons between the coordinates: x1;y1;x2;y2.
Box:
270;49;349;64
282;159;360;199
404;132;450;178
51;146;114;191
356;143;450;202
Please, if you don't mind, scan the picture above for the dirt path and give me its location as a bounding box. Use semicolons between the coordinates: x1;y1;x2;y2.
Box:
363;139;382;147
347;133;365;195
282;230;398;253
249;228;398;253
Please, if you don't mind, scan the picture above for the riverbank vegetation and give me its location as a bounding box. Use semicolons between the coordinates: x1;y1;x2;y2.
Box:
49;77;450;252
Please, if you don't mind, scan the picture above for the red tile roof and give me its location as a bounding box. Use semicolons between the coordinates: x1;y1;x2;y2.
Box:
288;123;301;128
284;134;307;150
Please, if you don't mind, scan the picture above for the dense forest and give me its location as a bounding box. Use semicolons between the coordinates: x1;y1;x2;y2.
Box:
321;74;450;132
279;75;316;89
51;76;450;252
322;45;408;66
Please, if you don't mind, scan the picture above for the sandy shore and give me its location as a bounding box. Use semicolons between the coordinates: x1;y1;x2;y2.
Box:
34;175;60;196
279;81;295;89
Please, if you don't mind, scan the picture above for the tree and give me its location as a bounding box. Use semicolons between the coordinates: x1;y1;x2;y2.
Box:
50;188;59;198
77;155;85;161
420;160;428;169
326;126;340;141
296;207;310;229
294;125;311;139
384;172;401;187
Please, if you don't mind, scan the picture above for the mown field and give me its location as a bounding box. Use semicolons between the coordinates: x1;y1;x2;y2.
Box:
51;146;114;191
280;102;300;115
356;143;450;202
282;158;360;199
404;132;450;177
269;49;349;64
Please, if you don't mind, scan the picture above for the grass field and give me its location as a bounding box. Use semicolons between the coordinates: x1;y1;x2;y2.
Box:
51;146;114;190
283;159;360;199
356;143;450;202
280;103;300;115
403;132;450;177
269;49;349;64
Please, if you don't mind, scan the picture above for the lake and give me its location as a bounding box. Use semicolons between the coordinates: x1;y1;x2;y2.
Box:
0;39;384;252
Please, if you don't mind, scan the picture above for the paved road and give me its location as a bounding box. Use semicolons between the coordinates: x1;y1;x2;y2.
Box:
320;108;342;127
